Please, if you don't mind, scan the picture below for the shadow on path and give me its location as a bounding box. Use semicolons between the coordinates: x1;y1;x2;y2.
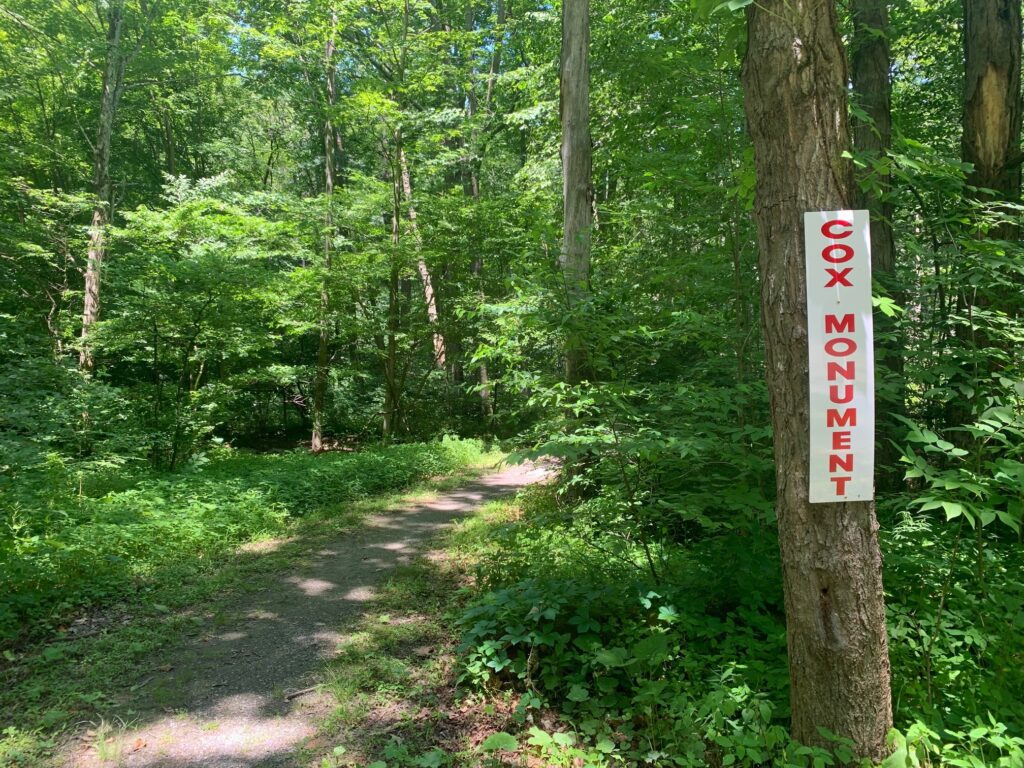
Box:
62;462;549;768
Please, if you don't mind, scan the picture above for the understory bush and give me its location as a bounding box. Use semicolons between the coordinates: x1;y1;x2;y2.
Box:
0;436;489;643
455;482;1024;767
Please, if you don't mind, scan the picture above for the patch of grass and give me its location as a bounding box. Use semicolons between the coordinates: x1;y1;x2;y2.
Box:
0;443;503;765
304;498;525;768
1;437;500;645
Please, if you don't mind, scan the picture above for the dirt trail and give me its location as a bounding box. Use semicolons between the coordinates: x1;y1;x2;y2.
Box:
62;462;548;768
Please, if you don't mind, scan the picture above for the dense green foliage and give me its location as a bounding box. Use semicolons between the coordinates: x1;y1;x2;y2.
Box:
1;437;490;642
1;0;1022;765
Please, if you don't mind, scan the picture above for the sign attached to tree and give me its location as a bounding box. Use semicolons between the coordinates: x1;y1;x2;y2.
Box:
805;210;874;502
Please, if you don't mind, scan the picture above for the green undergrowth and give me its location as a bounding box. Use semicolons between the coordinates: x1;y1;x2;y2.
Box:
0;437;499;764
450;484;1024;768
298;497;527;768
1;436;494;643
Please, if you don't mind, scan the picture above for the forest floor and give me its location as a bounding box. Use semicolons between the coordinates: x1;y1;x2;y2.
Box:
52;461;549;768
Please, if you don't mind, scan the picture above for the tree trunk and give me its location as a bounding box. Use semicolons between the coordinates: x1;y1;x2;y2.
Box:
559;0;593;385
851;0;896;276
851;0;905;490
383;174;404;442
312;19;339;453
741;2;892;760
398;138;446;368
962;0;1022;325
465;2;495;417
963;0;1022;214
80;2;127;372
383;261;401;442
485;0;505;105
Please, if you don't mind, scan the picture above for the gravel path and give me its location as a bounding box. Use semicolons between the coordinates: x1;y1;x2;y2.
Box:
62;461;548;768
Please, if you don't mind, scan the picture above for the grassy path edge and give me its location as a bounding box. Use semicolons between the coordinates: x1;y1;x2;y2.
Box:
0;452;505;766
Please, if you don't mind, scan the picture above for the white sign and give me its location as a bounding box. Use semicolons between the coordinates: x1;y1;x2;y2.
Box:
805;210;875;503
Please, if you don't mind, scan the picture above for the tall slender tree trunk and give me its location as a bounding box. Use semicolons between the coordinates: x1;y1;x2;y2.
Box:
851;0;896;276
80;2;127;372
391;0;445;370
383;265;401;441
383;183;403;442
312;17;340;453
559;0;593;385
742;2;892;760
463;0;499;417
851;0;904;490
485;0;505;106
397;137;446;368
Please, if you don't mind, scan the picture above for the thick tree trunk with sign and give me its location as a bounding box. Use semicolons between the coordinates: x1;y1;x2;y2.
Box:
741;2;892;760
559;0;593;385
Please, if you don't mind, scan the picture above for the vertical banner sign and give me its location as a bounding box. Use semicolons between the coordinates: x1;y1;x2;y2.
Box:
805;210;875;503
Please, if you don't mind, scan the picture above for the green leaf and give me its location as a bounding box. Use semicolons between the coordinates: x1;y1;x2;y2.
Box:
480;732;518;752
594;647;629;668
712;0;754;12
527;727;553;748
567;683;591;702
941;501;964;520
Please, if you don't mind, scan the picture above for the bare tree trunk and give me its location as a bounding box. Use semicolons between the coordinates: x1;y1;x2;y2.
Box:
397;138;446;368
963;0;1022;216
484;0;505;106
312;16;339;453
851;0;905;490
465;0;496;417
851;0;896;276
742;2;892;760
963;0;1022;324
383;172;404;442
80;2;127;372
383;262;401;442
559;0;593;385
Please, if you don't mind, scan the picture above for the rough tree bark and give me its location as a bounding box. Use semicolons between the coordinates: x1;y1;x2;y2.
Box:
741;1;892;760
851;0;905;490
962;0;1022;217
80;1;127;372
962;0;1022;326
559;0;593;385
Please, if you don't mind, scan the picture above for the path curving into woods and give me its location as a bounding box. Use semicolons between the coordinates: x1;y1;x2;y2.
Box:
60;461;549;768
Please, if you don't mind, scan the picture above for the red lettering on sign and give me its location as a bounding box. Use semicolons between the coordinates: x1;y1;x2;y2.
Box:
832;431;852;450
827;361;856;380
831;476;852;495
829;454;854;472
822;243;854;263
825;314;855;334
825;268;853;287
827;408;857;427
829;384;854;404
821;219;853;239
824;337;857;357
